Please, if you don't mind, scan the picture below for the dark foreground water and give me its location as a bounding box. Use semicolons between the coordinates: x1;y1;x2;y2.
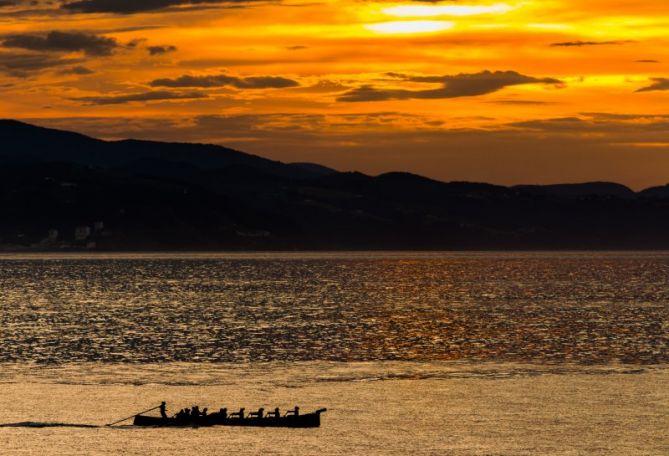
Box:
0;252;667;455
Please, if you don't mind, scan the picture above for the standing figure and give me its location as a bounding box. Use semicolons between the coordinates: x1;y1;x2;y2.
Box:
159;402;167;419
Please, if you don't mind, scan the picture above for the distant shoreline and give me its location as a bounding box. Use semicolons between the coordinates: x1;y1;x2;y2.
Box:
3;120;669;252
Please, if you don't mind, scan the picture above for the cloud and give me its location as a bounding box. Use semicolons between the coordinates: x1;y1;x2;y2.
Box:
636;78;669;93
57;65;94;75
636;59;660;63
62;0;263;14
0;52;83;76
488;99;557;105
26;112;669;190
338;70;561;102
150;72;299;89
1;31;118;56
148;45;177;55
74;90;208;105
126;38;147;49
550;40;635;47
510;113;669;134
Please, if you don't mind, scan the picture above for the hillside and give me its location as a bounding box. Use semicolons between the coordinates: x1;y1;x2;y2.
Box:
1;120;668;250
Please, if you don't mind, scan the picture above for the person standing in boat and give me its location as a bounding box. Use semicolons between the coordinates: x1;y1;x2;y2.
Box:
160;402;167;419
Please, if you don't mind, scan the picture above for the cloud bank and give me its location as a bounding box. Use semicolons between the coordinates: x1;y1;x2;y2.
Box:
1;31;118;56
150;72;299;89
338;70;561;102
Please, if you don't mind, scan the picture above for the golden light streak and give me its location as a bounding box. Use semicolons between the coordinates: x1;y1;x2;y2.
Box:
382;3;516;18
364;20;456;34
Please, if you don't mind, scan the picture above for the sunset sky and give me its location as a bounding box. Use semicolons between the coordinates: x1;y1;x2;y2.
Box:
1;0;668;189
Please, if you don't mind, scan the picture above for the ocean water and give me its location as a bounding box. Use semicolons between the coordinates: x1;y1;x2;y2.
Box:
0;252;667;455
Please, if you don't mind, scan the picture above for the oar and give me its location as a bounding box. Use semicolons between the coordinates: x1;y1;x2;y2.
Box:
106;405;162;427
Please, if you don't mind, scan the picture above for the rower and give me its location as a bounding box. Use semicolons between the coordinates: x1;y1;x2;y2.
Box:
249;408;264;419
160;401;167;419
285;406;299;417
218;408;228;419
267;407;280;418
229;408;245;419
192;406;200;417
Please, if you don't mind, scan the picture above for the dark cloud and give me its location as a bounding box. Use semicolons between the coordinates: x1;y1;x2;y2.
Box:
74;90;208;105
636;59;660;63
57;65;94;75
1;31;118;56
550;40;635;47
62;0;263;14
126;38;147;49
636;78;669;93
150;73;299;89
0;52;83;77
338;70;561;102
148;45;177;55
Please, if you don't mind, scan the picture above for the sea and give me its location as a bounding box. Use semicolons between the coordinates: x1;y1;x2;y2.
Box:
0;252;666;455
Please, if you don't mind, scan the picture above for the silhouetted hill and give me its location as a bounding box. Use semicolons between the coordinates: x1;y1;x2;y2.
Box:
288;163;338;176
639;184;669;198
514;182;636;199
0;119;320;179
2;120;669;250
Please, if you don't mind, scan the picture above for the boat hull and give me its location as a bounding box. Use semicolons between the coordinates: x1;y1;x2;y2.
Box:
132;409;325;428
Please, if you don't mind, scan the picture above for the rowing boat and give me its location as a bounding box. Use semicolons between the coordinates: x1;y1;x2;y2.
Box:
132;409;327;428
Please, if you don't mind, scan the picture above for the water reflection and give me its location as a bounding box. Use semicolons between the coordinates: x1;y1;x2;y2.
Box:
0;253;666;364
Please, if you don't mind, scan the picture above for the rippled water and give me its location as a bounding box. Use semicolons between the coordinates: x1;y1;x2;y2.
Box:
1;252;667;455
0;252;667;364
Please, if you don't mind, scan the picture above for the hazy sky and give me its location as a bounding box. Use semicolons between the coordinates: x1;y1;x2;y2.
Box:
1;0;668;188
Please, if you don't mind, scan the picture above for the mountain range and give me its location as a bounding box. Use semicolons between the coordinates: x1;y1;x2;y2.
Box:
2;119;669;250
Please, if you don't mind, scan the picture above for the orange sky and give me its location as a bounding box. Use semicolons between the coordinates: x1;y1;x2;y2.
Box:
1;0;668;189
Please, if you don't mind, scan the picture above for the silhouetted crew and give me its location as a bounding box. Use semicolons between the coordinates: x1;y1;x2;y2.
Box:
201;408;208;417
191;406;200;417
229;408;245;419
218;408;228;419
285;406;299;417
267;407;280;418
160;402;167;419
249;408;264;419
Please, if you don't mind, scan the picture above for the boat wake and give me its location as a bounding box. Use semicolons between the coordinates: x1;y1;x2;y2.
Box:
0;422;100;428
